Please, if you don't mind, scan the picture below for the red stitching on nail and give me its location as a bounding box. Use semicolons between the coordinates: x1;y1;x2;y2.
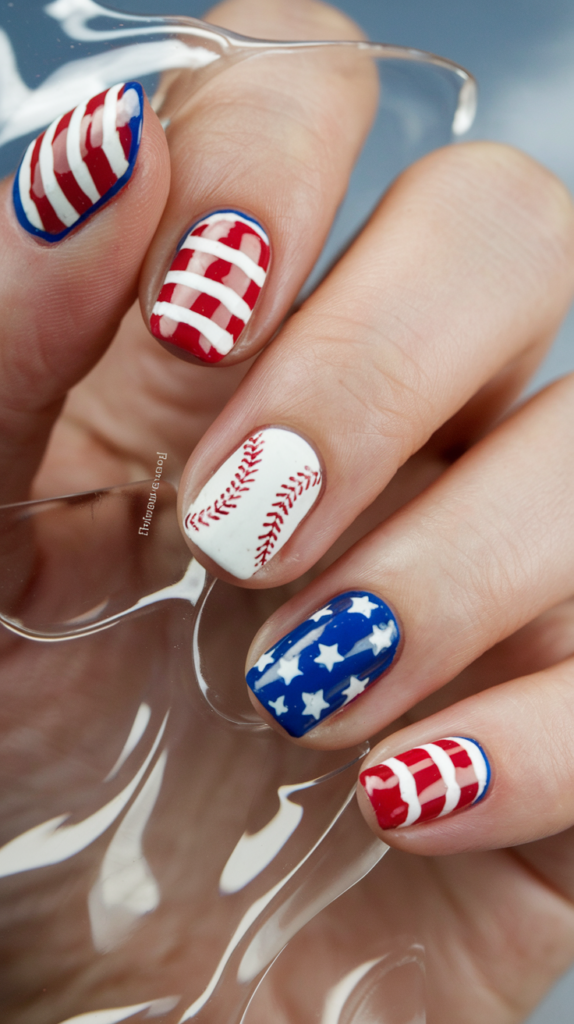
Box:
255;466;322;568
185;432;264;531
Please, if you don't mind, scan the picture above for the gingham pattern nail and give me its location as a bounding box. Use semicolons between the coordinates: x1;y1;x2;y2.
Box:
359;737;491;829
13;82;143;242
150;211;270;362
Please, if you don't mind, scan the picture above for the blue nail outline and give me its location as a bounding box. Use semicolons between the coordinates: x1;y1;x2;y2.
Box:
247;590;401;738
459;736;492;804
173;207;270;258
13;81;144;243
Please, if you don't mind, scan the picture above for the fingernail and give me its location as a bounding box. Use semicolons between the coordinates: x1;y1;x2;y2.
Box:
359;737;491;830
183;427;322;579
13;82;144;243
150;210;270;362
246;591;401;736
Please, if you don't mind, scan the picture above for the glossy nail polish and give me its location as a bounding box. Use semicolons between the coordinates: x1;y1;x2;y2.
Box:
359;737;490;829
183;427;322;579
246;591;401;737
150;210;270;362
13;82;144;242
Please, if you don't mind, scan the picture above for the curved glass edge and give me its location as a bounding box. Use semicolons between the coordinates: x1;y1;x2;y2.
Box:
0;0;476;159
0;479;207;642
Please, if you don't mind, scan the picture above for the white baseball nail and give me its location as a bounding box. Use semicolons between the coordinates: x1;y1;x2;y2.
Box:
183;427;323;579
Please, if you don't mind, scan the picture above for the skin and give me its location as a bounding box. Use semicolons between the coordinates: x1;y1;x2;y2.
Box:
2;0;574;1021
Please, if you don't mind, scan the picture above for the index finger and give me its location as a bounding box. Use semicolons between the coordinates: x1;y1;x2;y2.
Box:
140;0;377;364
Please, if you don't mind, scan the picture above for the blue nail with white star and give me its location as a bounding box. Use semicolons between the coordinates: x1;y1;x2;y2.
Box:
246;591;401;737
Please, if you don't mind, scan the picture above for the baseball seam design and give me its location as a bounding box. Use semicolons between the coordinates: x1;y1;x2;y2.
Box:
255;467;322;568
185;433;264;532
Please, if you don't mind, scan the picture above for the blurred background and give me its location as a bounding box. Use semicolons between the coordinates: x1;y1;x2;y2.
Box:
1;0;574;1020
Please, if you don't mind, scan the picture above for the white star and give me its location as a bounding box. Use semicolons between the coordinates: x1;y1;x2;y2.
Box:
277;656;303;685
310;606;332;622
268;695;288;716
368;621;397;654
313;643;345;672
349;595;379;618
301;690;330;720
255;650;276;673
341;676;368;704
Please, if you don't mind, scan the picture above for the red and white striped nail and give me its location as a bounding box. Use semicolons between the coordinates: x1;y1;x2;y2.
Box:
359;737;491;830
13;83;144;242
150;210;271;363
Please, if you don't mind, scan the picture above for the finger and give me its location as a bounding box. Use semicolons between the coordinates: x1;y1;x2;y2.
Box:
0;84;169;502
140;0;376;364
178;142;574;582
244;372;574;744
356;654;574;855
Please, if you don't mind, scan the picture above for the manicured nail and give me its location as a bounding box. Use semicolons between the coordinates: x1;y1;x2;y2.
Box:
13;83;144;243
246;591;400;737
150;210;270;362
183;427;322;579
359;737;491;830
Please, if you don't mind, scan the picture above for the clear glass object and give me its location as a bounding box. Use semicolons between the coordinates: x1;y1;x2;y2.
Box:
0;4;476;1021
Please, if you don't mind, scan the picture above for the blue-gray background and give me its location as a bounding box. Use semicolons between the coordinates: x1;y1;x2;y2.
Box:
2;1;574;1020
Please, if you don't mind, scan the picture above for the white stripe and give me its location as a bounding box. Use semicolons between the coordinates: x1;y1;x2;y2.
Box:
17;139;43;229
384;757;421;827
152;302;235;356
39;117;80;228
420;743;461;816
101;83;128;179
192;211;269;244
180;235;266;287
164;270;253;322
450;736;488;799
66;100;100;203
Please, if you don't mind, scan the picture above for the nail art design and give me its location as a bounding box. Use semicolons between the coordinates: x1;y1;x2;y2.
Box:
359;737;490;830
246;591;400;737
150;211;270;362
13;83;144;243
184;427;322;579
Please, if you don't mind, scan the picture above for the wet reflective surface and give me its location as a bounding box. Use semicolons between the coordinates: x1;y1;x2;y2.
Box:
0;482;389;1023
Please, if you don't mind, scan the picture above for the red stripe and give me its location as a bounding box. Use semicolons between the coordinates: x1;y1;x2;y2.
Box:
150;313;223;363
81;90;116;195
242;278;262;310
203;256;241;285
156;282;178;305
52;110;92;215
28;133;66;235
189;292;222;322
116;84;132;160
359;764;409;829
192;218;270;269
434;740;479;809
397;748;447;821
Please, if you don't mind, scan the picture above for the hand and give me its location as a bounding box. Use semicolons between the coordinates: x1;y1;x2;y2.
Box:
3;1;574;1022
